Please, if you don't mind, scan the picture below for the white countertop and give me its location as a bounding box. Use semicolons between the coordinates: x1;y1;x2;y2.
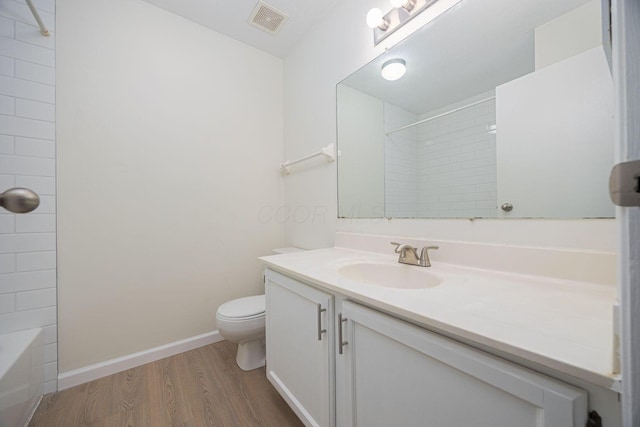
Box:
260;246;618;390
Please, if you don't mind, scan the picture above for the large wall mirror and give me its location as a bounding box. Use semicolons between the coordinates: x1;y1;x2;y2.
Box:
337;0;614;219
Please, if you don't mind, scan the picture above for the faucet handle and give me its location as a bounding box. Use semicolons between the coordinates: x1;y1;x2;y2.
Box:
419;245;439;267
390;242;402;253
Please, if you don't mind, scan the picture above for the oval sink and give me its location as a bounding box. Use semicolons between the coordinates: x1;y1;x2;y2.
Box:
337;262;442;289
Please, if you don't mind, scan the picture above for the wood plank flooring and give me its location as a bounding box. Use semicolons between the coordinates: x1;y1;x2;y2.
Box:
29;340;303;427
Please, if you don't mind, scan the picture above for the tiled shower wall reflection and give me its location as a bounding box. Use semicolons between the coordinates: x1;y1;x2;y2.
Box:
384;91;497;218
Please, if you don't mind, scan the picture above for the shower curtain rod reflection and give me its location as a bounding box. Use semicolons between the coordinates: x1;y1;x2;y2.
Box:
385;96;496;136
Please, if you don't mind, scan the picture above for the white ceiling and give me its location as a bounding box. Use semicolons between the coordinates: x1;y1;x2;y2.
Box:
141;0;596;112
140;0;342;58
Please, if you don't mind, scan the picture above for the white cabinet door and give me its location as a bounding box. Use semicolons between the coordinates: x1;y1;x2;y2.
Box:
265;269;335;427
337;301;588;427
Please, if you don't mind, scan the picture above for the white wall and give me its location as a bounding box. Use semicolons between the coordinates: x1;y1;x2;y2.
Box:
535;0;602;70
0;0;57;394
283;0;464;249
283;0;615;252
57;0;284;373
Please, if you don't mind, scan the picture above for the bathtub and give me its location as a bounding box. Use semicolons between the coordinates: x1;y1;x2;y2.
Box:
0;329;44;427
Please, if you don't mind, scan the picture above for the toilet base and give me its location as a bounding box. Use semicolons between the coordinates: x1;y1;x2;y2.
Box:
236;338;266;371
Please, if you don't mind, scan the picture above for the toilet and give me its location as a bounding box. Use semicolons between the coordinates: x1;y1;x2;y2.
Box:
216;294;266;371
216;247;302;371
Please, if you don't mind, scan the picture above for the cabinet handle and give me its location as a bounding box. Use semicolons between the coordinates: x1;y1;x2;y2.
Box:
317;304;327;341
338;313;348;355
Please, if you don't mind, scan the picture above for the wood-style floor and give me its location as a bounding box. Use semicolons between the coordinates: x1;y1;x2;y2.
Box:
29;340;303;427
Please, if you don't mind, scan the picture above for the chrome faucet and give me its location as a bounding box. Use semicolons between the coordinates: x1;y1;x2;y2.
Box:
391;242;439;267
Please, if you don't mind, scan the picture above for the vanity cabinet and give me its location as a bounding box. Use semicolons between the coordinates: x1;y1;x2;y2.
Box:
337;300;588;427
265;269;335;427
266;268;589;427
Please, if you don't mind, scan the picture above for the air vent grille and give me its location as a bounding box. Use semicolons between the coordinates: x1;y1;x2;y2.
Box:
249;1;288;34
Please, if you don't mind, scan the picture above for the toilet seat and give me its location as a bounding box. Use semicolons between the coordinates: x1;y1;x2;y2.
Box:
217;295;265;320
217;313;264;322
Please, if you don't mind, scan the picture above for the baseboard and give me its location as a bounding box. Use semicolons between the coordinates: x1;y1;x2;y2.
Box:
58;331;223;390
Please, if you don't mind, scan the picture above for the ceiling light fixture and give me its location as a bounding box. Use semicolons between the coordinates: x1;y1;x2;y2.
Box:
381;58;407;81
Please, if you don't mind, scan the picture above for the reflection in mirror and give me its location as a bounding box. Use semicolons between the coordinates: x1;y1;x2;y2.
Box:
337;0;614;219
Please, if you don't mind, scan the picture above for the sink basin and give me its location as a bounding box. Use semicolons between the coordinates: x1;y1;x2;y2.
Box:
337;262;443;289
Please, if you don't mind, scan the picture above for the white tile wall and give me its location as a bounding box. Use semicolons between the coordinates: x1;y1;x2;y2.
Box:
0;16;14;38
0;293;15;313
15;60;54;85
44;342;56;363
15;175;55;194
15;98;55;122
0;253;15;273
0;56;13;77
15;136;55;158
0;0;57;393
42;324;55;344
0;214;15;233
384;103;419;217
0;269;56;293
417;91;498;218
0;173;15;189
16;287;56;310
0;75;55;102
0;233;56;253
0;306;56;334
16;213;56;232
0;154;55;175
0;94;15;115
382;92;497;218
16;250;55;271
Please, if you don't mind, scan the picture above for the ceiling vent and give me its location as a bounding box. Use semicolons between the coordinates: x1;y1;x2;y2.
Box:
249;1;289;34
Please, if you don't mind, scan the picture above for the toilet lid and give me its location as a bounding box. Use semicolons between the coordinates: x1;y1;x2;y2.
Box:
218;295;265;319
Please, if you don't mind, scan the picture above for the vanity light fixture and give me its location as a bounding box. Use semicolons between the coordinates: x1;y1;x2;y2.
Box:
366;0;461;45
366;8;389;30
381;58;407;81
390;0;417;11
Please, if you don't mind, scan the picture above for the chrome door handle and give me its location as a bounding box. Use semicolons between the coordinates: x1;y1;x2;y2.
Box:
0;188;40;213
317;304;327;341
338;313;348;354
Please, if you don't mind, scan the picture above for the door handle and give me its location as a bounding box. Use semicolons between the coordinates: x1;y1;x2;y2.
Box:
610;159;640;206
0;188;40;213
338;313;348;354
317;304;327;341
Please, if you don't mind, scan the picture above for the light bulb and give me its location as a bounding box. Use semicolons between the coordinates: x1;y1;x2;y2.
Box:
381;58;406;81
366;8;388;29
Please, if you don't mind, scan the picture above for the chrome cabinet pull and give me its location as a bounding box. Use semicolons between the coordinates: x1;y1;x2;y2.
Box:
338;313;348;354
317;304;327;341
